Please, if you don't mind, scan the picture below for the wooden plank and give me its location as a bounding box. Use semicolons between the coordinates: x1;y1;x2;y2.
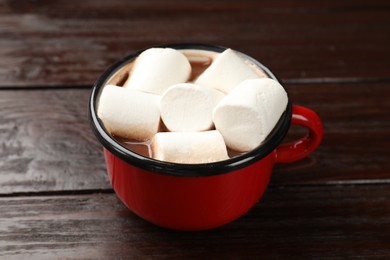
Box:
0;82;389;193
0;89;110;193
1;0;390;87
1;185;390;258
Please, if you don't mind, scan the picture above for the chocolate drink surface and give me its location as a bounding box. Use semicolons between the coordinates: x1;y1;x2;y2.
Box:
104;49;267;160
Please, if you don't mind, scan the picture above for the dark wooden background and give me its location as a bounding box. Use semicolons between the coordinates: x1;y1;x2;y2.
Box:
1;0;389;258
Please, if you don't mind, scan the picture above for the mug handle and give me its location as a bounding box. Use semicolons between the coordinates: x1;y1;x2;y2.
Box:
275;105;323;163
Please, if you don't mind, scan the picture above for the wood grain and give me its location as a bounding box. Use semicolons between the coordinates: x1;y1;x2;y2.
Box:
0;89;109;194
0;82;388;193
1;0;389;87
1;185;390;259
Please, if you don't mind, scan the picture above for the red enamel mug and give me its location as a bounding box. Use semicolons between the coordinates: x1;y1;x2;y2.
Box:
89;43;323;231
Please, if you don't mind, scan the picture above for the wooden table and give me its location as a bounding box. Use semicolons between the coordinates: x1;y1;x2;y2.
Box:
1;1;389;258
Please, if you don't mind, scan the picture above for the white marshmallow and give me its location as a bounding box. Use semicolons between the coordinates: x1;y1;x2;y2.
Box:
152;130;229;164
194;48;261;94
213;78;288;152
160;83;225;132
124;48;191;95
97;85;161;141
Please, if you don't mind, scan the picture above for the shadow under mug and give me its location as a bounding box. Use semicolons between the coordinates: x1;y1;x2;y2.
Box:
89;43;323;231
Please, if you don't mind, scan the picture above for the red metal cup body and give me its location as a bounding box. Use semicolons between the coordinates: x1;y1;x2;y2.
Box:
104;148;275;231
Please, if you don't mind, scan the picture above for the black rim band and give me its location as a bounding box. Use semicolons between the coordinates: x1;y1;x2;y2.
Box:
89;43;292;177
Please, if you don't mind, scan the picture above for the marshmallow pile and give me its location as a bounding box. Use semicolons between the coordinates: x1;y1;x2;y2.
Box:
98;47;288;164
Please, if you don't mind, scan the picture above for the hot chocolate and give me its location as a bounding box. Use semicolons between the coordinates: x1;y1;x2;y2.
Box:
106;49;247;159
98;47;287;163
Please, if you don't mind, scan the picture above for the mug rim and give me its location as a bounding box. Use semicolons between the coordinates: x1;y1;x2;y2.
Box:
89;43;292;177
